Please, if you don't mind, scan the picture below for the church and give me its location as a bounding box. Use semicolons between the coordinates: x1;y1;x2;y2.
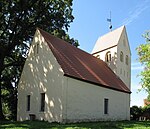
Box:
17;25;131;123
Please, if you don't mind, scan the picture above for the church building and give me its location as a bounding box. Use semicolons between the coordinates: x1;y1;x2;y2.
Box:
17;26;131;123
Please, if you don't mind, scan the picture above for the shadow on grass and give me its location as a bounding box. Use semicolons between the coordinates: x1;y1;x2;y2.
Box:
0;120;150;129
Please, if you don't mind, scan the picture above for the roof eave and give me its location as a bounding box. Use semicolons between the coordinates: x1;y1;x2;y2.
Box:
64;74;131;94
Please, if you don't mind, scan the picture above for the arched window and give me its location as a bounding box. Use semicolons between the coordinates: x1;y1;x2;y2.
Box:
126;55;128;65
120;51;124;62
105;51;111;62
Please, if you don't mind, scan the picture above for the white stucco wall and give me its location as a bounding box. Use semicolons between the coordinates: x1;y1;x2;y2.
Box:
117;30;131;89
65;77;130;122
17;30;65;122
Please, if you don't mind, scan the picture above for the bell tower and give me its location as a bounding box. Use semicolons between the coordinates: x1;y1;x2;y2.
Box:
92;26;131;89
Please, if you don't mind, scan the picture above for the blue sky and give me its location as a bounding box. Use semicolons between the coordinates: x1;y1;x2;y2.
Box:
68;0;150;107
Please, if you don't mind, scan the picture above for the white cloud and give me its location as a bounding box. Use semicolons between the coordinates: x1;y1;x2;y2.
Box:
121;0;150;25
131;62;144;70
131;66;144;70
131;82;142;90
131;62;141;66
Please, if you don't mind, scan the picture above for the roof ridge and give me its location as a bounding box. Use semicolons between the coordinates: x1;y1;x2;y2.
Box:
100;25;125;38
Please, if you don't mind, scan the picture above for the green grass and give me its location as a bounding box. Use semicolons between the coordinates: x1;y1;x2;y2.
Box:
0;120;150;129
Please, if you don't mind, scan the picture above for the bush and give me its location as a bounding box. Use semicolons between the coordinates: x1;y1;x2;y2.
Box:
130;105;150;120
130;106;142;120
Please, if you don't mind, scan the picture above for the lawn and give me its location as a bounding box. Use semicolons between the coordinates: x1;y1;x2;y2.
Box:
0;120;150;129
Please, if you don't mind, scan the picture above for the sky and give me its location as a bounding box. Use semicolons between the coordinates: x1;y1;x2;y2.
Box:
68;0;150;107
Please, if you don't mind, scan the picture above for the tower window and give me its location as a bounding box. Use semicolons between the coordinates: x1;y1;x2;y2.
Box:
126;55;128;65
105;51;111;62
120;51;124;62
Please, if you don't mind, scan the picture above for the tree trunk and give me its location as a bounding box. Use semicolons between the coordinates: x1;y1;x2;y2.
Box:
0;53;5;120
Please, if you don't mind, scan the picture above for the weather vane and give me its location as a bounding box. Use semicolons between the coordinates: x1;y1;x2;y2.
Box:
107;11;112;31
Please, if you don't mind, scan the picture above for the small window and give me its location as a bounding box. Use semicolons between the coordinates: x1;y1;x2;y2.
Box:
105;51;111;62
120;51;124;62
27;95;30;111
37;43;39;54
104;98;109;114
33;45;36;55
126;55;128;65
33;43;39;56
40;93;45;112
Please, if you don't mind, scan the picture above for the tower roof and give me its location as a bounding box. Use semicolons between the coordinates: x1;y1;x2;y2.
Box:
38;28;131;93
92;26;125;54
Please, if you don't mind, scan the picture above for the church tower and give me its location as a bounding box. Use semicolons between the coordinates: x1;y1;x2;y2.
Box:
92;26;131;89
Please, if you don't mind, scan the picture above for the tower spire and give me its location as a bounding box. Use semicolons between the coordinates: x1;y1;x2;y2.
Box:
107;11;112;31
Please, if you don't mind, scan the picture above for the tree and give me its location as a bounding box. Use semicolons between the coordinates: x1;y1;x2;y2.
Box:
130;105;150;121
0;0;78;120
137;31;150;95
130;106;142;120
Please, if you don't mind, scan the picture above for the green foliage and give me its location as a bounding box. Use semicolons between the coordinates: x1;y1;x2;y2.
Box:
142;104;150;112
0;0;78;120
130;106;142;120
137;31;150;94
130;105;150;121
1;121;150;129
147;94;150;101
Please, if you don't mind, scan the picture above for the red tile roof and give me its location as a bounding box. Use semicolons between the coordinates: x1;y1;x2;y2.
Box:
39;29;131;94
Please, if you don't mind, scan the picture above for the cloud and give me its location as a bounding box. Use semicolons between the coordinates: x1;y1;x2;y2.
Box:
131;83;142;90
131;66;144;70
121;0;150;25
131;62;141;66
131;62;144;70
